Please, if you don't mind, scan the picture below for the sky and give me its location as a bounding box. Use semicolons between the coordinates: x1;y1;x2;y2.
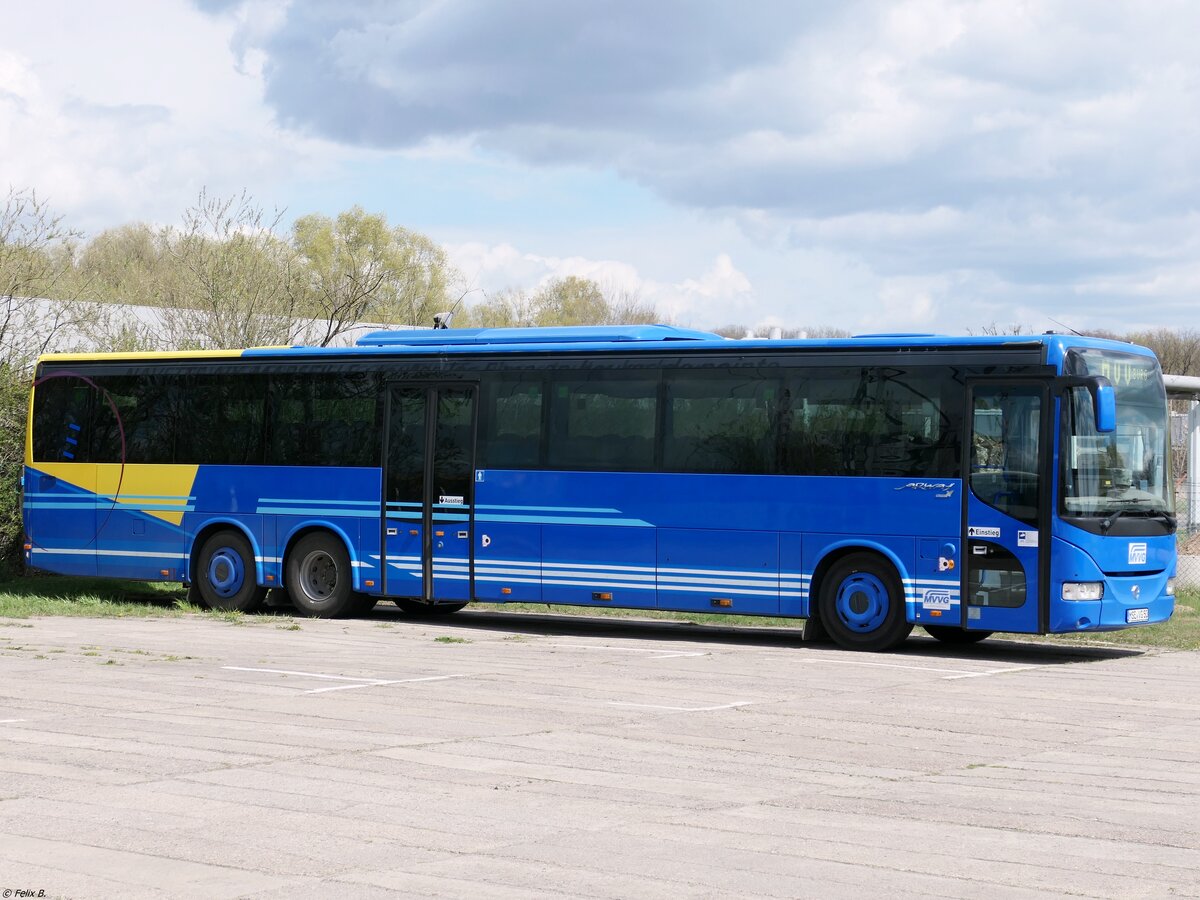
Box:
3;0;1199;335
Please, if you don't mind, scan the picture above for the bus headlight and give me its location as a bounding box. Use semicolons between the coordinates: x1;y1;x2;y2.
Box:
1062;582;1104;601
1166;578;1176;597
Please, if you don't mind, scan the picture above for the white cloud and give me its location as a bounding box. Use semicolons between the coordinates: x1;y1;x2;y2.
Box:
0;0;342;235
447;242;754;328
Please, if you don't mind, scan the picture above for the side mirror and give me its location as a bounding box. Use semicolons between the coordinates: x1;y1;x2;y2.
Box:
1093;379;1116;433
1058;375;1117;433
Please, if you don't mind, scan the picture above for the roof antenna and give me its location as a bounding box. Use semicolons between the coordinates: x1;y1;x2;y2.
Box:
1047;316;1083;336
432;311;454;330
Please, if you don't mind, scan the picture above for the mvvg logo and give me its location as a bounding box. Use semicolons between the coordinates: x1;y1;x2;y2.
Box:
923;590;952;610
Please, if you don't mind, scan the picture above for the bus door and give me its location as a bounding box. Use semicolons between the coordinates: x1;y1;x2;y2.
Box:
383;385;477;602
963;381;1049;634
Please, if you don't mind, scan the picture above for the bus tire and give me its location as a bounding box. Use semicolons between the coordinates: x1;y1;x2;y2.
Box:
817;552;913;652
286;533;355;618
394;599;468;616
196;531;266;613
924;625;992;644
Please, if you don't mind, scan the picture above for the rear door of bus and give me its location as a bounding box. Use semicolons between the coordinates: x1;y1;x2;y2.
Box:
382;384;477;602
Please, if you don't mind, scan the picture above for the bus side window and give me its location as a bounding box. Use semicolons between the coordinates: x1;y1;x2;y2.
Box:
480;379;543;468
663;370;777;474
31;377;93;463
546;372;657;471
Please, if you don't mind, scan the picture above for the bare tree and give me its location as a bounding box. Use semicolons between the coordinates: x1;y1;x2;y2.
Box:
159;189;304;349
462;277;663;328
606;286;660;325
1125;328;1200;376
0;188;95;367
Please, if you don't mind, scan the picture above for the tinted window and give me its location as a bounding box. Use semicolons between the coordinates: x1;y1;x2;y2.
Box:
664;370;780;473
79;368;378;467
90;375;176;464
32;376;92;463
267;372;379;467
546;371;658;470
781;366;961;477
479;378;543;468
177;374;266;465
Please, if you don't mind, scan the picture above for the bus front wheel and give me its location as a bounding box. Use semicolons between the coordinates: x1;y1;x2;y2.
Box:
286;533;355;618
196;531;266;613
817;553;912;652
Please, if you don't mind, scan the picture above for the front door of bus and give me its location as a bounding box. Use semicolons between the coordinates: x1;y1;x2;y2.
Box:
963;381;1048;634
383;385;477;602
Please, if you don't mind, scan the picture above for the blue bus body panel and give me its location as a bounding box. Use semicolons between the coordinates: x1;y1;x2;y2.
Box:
473;470;964;619
1048;532;1175;631
23;465;98;576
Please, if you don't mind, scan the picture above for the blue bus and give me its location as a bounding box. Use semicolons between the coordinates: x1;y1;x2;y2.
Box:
23;326;1177;650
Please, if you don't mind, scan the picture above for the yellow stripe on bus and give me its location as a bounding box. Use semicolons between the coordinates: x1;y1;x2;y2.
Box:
37;350;246;363
36;463;200;526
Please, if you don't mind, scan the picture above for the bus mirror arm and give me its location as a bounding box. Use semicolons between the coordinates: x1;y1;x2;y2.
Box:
1057;375;1116;434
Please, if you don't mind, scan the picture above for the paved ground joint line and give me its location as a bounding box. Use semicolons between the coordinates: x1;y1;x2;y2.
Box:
544;642;708;659
608;700;756;712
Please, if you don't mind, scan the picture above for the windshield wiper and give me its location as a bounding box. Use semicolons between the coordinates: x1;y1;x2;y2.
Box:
1100;501;1175;534
1100;508;1128;534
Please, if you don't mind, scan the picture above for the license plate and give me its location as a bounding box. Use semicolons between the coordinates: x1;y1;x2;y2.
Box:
1126;607;1150;624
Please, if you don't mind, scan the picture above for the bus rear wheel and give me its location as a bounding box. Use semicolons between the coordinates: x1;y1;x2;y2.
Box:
924;625;992;644
286;533;355;618
817;552;912;652
196;531;266;613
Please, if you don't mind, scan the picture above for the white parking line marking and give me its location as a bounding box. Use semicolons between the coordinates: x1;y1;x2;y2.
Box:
609;701;755;712
799;657;1047;680
222;666;469;694
0;718;26;724
223;666;381;682
800;658;980;676
942;665;1051;680
304;674;469;694
545;643;707;660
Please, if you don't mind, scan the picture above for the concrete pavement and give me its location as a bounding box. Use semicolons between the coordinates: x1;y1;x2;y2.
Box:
1;608;1198;898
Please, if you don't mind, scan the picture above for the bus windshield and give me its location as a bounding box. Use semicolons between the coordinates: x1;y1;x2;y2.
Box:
1061;349;1173;517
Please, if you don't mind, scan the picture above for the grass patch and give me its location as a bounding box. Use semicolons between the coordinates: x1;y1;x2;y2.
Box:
0;575;187;619
434;635;470;644
1034;587;1200;651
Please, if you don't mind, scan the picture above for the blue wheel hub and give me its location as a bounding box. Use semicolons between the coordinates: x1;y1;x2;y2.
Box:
834;571;889;633
207;548;245;598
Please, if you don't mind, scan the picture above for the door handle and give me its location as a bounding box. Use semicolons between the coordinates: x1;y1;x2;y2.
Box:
457;531;468;539
386;528;398;536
